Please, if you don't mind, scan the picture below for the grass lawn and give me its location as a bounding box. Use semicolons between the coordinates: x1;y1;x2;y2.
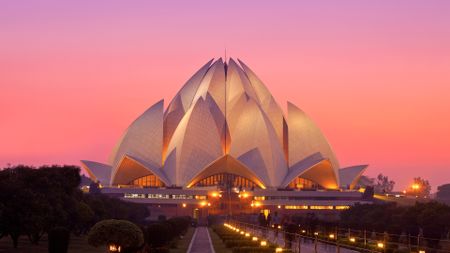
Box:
0;234;104;253
208;228;232;253
170;227;195;253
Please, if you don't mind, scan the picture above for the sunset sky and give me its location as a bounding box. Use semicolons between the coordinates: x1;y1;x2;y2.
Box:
1;1;449;191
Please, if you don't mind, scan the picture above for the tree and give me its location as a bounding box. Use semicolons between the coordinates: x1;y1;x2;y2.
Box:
88;219;144;253
0;165;84;247
340;202;450;240
0;164;149;249
374;173;395;193
406;177;431;198
0;166;36;247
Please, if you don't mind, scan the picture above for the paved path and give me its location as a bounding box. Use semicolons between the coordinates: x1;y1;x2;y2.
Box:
187;227;215;253
248;226;360;253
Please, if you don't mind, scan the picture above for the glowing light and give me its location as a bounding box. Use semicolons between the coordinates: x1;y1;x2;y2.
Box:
242;192;249;198
236;229;240;232
350;237;356;243
412;184;420;190
419;250;425;253
314;232;319;236
329;234;335;239
240;231;244;235
275;247;283;252
211;192;218;197
252;237;258;241
260;241;267;246
182;203;186;208
254;202;261;207
301;230;306;233
109;245;121;252
377;242;384;248
277;225;282;229
250;203;254;207
207;202;211;207
200;201;207;206
335;205;350;210
277;205;281;209
245;233;250;237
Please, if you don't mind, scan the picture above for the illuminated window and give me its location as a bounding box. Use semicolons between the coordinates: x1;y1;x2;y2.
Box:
309;205;334;210
285;205;308;210
254;196;265;201
130;174;165;187
172;194;193;199
193;173;260;189
335;205;350;210
124;193;146;198
148;194;170;199
195;195;207;200
287;177;320;190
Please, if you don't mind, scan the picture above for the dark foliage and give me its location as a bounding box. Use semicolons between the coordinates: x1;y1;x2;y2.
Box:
87;219;144;252
146;223;171;248
144;216;191;250
0;165;149;248
340;202;450;239
48;226;70;253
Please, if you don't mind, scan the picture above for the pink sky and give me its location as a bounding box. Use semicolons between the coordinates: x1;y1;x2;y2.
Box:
1;1;450;191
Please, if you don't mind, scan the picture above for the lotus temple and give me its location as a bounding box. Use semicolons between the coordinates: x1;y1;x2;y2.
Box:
81;58;371;218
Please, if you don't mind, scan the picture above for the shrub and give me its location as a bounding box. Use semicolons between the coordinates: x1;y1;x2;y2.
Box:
87;219;144;253
231;246;277;253
149;246;170;253
166;216;191;237
224;239;259;248
48;226;70;253
146;223;171;248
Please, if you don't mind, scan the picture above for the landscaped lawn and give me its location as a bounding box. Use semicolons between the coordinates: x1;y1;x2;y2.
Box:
208;227;232;253
0;235;104;253
170;227;195;253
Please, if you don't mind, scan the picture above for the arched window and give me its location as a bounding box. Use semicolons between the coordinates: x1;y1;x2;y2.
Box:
192;173;260;189
287;177;322;190
129;174;165;187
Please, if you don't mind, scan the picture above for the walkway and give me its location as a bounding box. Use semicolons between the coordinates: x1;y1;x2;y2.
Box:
187;226;215;253
238;224;361;253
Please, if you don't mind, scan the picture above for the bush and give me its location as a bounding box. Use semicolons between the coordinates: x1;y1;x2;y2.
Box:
87;219;144;252
146;223;171;248
231;246;277;253
166;216;191;237
220;235;242;241
149;246;170;253
224;239;259;248
48;226;70;253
